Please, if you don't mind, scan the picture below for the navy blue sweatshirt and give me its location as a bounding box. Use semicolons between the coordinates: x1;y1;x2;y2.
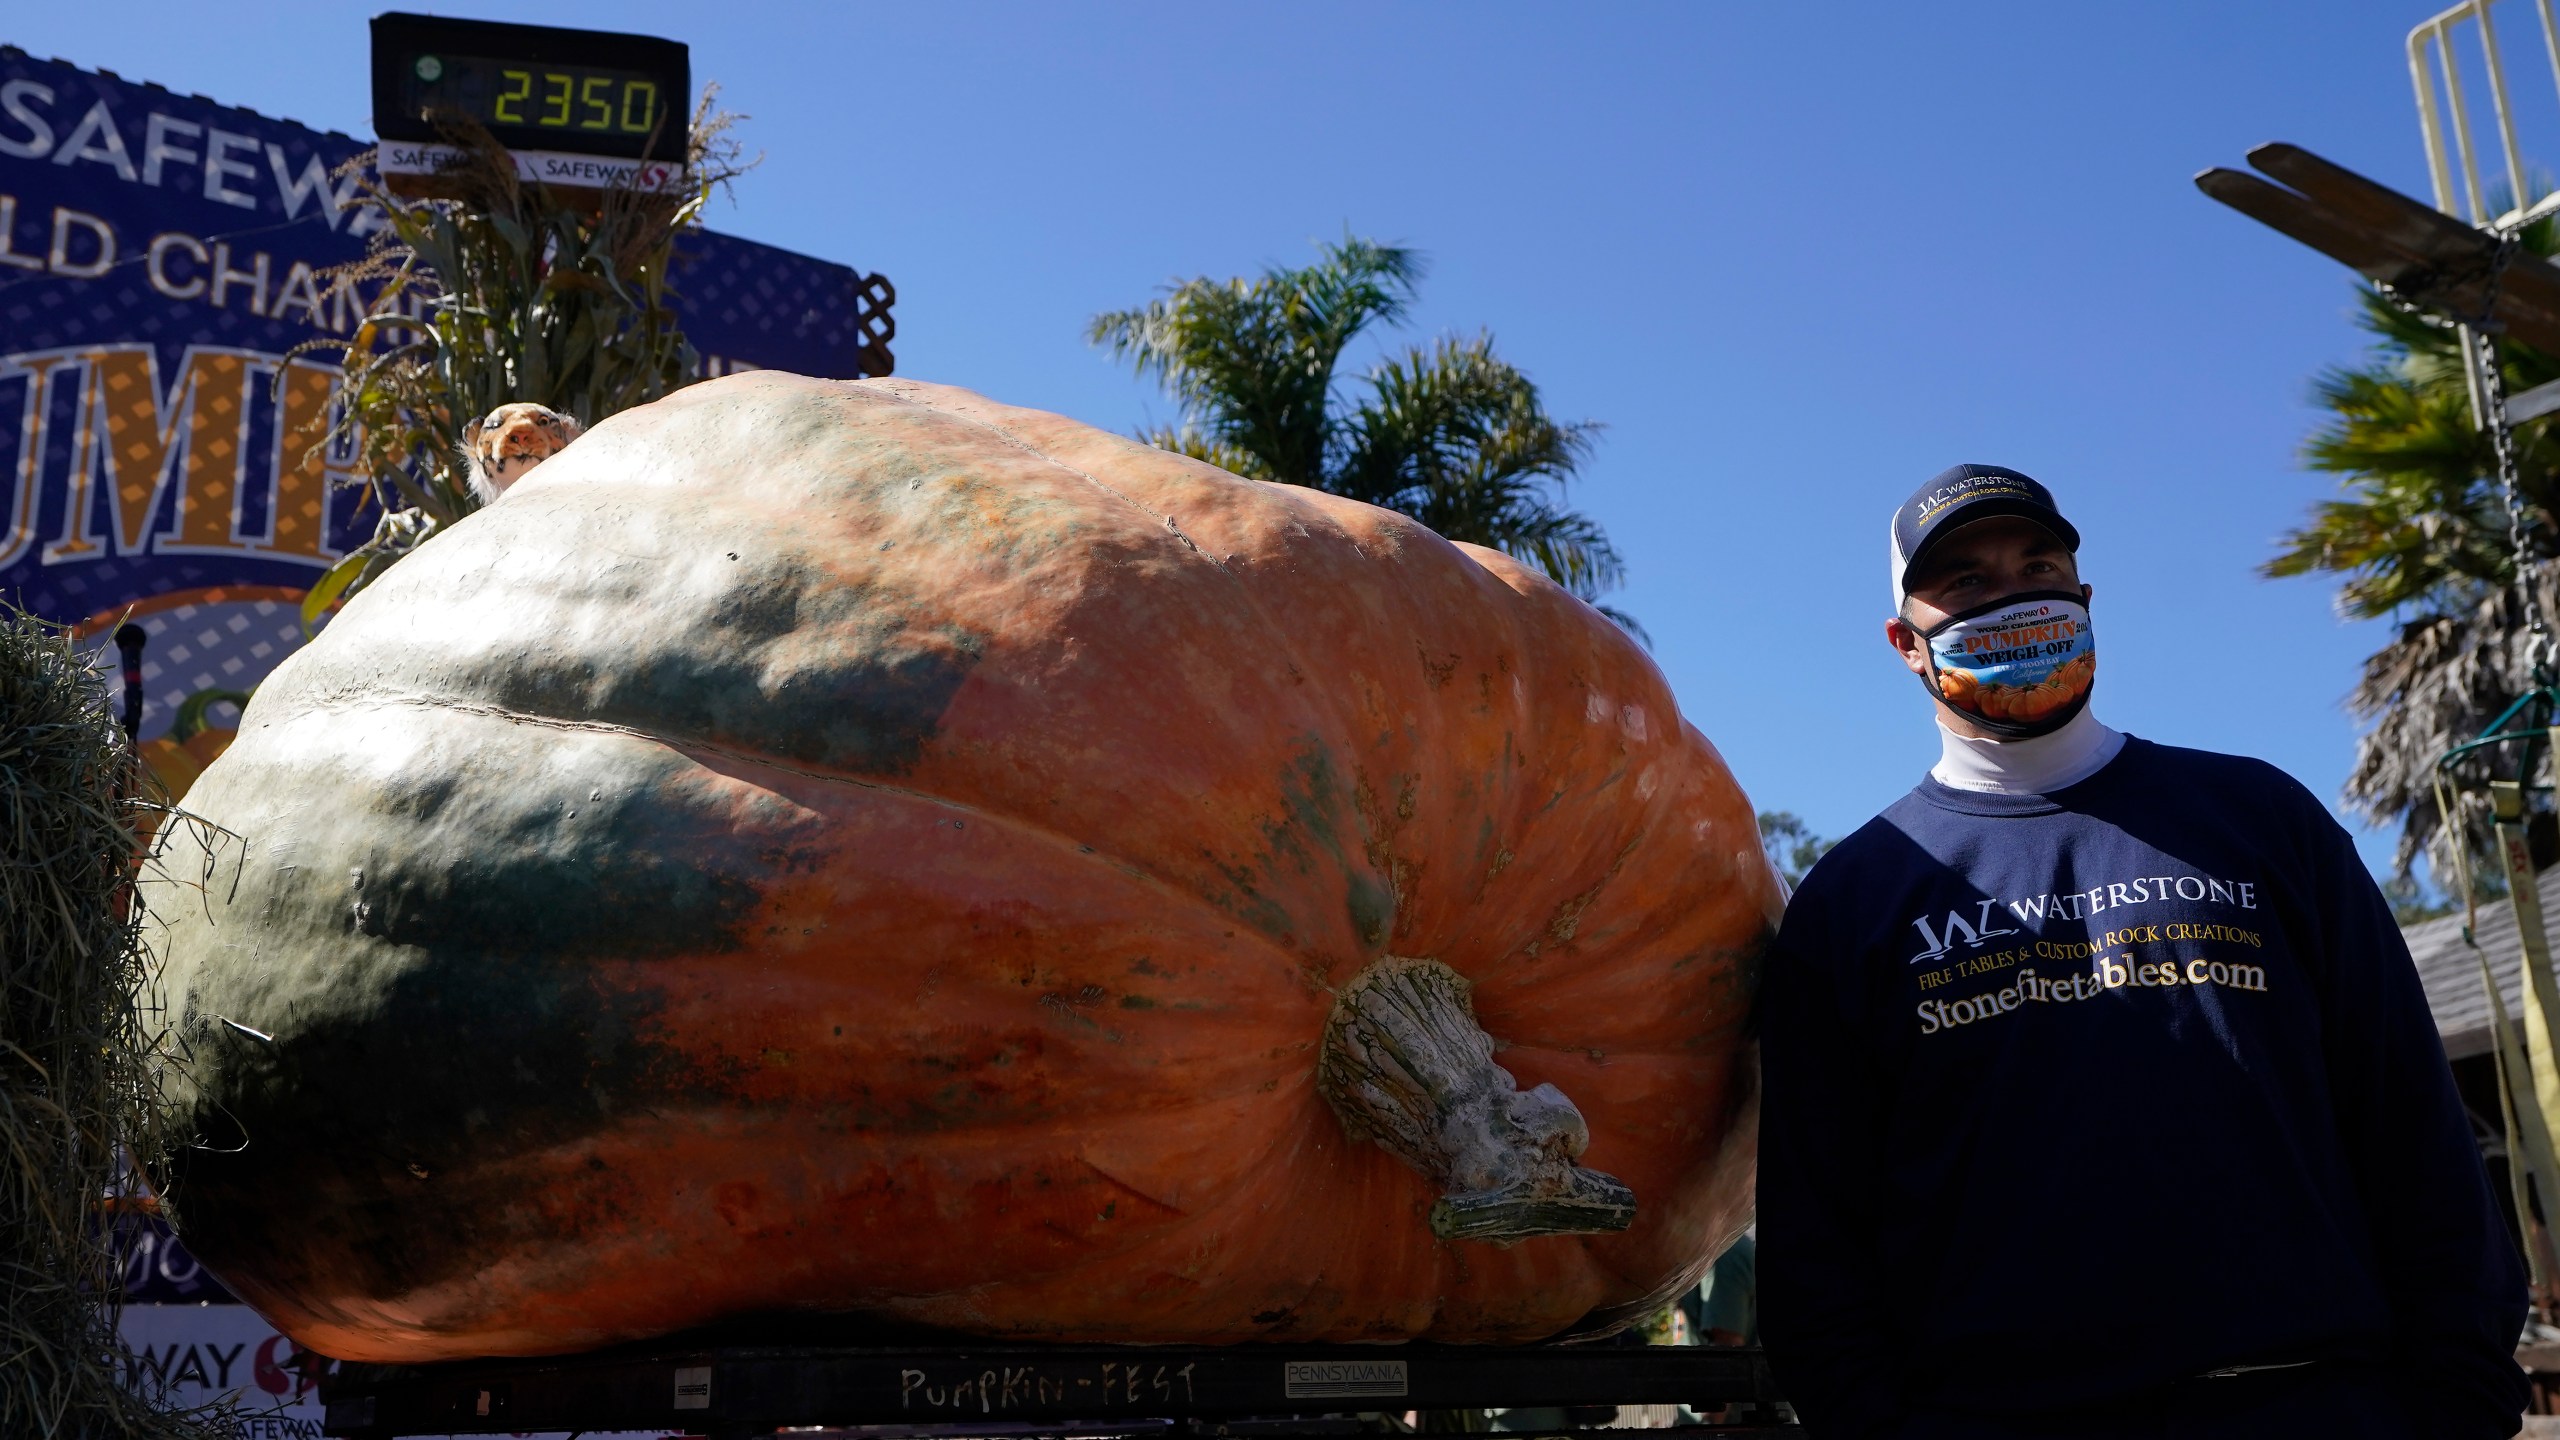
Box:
1757;737;2526;1437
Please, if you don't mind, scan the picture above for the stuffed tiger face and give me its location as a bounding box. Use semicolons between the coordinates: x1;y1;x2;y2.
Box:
462;404;584;504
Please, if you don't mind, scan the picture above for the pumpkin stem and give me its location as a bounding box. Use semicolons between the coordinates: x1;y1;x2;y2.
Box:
1317;955;1635;1244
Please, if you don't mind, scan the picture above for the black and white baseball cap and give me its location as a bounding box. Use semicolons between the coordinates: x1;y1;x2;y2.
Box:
1888;463;2081;607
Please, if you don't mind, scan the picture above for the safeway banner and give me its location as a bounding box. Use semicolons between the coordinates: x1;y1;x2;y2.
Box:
119;1300;681;1440
0;44;887;744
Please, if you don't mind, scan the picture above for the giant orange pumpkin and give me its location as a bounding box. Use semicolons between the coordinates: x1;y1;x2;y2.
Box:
155;375;1779;1363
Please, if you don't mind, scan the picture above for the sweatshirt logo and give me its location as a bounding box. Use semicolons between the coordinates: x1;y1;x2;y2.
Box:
1908;900;2021;965
1904;871;2260;966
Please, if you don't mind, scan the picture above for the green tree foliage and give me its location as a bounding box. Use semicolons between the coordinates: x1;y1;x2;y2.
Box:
1091;238;1635;631
2271;223;2560;883
2381;872;2463;925
1757;810;1834;889
2269;286;2556;617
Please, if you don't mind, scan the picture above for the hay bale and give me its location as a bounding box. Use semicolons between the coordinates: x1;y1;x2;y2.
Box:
0;602;223;1438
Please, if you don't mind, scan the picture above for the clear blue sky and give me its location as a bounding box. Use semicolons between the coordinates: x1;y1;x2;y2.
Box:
8;1;2498;876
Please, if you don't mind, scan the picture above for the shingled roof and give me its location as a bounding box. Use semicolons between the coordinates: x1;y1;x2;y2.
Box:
2409;864;2560;1061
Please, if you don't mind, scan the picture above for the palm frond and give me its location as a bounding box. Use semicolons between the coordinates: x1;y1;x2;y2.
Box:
2343;562;2556;878
1092;237;1637;627
2279;261;2560;878
1341;335;1616;597
1594;603;1652;648
1137;423;1271;481
1088;237;1421;487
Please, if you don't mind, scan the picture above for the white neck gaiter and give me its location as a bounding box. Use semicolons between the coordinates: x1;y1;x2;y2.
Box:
1931;705;2125;796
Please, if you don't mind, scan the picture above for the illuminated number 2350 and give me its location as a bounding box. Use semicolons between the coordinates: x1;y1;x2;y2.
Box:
493;70;661;133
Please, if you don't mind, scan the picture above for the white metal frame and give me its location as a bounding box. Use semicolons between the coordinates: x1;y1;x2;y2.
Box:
2417;6;2560;1307
2407;2;2560;425
2411;0;2560;229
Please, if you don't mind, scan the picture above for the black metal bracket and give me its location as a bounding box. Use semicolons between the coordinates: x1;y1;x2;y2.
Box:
112;622;146;738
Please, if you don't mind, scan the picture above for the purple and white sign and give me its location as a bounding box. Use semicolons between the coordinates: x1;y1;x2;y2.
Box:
1;44;888;744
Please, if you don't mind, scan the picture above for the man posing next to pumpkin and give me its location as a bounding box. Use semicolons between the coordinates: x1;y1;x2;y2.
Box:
1755;465;2528;1439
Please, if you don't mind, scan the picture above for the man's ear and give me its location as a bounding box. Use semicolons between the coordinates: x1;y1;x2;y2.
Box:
1885;617;1930;677
2081;582;2093;605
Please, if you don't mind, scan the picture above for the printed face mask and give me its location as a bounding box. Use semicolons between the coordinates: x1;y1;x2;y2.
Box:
1917;590;2095;739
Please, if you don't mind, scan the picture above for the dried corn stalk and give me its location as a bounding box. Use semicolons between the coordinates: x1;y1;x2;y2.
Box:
292;100;752;627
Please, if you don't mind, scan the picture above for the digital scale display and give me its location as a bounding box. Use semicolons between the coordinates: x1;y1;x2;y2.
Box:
371;12;688;164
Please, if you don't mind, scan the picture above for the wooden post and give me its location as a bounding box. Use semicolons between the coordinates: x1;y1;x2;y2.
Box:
2493;776;2560;1304
2494;781;2560;1130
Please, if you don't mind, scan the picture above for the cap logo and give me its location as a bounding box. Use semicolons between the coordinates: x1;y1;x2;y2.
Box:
1913;477;2036;525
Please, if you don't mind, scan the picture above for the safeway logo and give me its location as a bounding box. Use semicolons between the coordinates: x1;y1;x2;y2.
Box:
376;141;692;194
1908;899;2021;965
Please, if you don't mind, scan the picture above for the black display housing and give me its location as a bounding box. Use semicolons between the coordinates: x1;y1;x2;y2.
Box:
371;12;689;163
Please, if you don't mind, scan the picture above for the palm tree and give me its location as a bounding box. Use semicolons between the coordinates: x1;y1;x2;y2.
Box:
2270;225;2560;882
1090;238;1636;631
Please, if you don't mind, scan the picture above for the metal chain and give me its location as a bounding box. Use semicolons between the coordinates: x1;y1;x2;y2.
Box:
2475;327;2546;644
2464;232;2555;678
